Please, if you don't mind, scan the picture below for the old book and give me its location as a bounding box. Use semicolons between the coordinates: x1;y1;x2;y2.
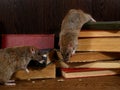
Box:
77;37;120;52
69;52;120;62
80;30;120;37
82;21;120;30
61;68;120;78
2;34;54;49
68;60;120;69
14;64;56;80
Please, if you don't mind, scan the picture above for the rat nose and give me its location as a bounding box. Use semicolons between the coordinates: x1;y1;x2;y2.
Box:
63;56;69;62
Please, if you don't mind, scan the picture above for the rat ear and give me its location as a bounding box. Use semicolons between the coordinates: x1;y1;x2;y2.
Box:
90;17;96;22
30;47;36;54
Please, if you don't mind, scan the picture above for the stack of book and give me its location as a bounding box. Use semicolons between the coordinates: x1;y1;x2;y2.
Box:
61;21;120;78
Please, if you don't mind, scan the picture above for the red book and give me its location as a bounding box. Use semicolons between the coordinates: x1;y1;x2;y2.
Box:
61;68;120;78
2;34;54;49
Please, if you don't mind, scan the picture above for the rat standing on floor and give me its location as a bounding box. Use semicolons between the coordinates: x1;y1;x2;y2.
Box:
0;46;45;85
59;9;96;61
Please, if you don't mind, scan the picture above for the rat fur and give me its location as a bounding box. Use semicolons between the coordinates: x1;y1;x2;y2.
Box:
59;9;96;61
0;46;43;85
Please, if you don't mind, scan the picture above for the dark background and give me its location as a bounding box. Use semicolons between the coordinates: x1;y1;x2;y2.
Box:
0;0;120;34
0;0;120;48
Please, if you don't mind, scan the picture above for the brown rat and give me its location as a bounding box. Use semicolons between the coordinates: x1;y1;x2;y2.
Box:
0;46;43;85
59;9;96;61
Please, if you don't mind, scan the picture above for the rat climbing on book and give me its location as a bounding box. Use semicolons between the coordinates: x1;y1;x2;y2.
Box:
59;9;96;61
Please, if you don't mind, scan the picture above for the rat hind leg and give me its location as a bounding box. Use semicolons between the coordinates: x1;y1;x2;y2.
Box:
5;79;16;86
0;80;16;86
0;79;16;86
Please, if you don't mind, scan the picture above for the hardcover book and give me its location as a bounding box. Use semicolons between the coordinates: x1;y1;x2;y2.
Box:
77;37;120;52
80;29;120;37
68;60;120;69
2;34;54;49
61;68;120;78
69;52;120;62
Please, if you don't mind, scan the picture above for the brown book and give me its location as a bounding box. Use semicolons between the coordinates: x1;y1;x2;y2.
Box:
80;30;120;37
13;64;56;80
61;68;120;78
77;37;120;52
69;52;120;62
68;60;120;68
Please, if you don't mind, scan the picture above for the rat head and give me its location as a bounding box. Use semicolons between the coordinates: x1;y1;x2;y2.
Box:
60;42;76;62
59;33;78;62
29;47;43;62
29;46;48;64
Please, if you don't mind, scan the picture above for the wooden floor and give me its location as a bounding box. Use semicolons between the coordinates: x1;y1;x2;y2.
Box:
0;75;120;90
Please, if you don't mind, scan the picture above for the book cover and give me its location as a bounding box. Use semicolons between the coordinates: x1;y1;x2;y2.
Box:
61;68;120;78
67;60;120;69
2;34;54;49
77;37;120;52
82;21;120;30
80;29;120;38
69;52;120;62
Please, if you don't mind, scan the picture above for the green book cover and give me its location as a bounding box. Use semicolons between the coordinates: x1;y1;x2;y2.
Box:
82;21;120;30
